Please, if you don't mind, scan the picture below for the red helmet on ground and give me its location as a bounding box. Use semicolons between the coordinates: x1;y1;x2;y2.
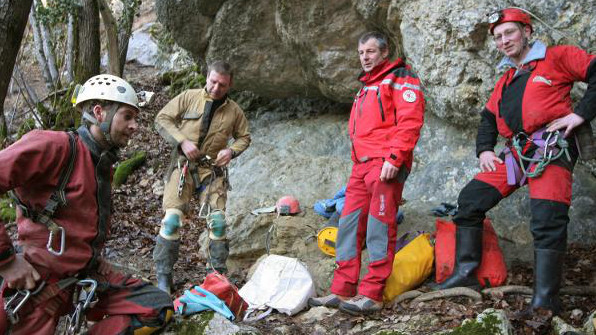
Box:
276;196;301;215
488;8;533;35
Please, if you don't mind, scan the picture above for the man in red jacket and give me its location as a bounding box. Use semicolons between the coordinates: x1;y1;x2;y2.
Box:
0;75;173;334
435;8;596;315
309;32;425;315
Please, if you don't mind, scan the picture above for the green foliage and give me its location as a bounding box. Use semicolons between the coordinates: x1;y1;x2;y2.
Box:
118;0;141;27
0;196;16;223
17;118;37;140
48;85;80;130
29;85;79;134
448;313;500;335
35;0;78;26
0;123;7;146
161;66;206;98
113;151;147;187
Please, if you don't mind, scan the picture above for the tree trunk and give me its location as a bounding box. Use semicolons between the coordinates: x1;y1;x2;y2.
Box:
75;0;100;84
39;16;59;86
117;0;141;76
0;0;33;144
29;6;54;90
65;13;75;83
97;0;120;76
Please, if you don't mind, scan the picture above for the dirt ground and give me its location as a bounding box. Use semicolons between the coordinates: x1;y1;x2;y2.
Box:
3;64;595;334
106;72;595;334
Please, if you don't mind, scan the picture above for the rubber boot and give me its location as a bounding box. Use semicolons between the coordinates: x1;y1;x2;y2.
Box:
530;249;564;315
207;239;229;274
153;235;180;294
434;226;483;290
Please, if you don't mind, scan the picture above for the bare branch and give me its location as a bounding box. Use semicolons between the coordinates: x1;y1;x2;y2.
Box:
561;286;596;296
12;65;45;128
391;290;423;306
13;65;39;103
483;285;532;298
482;285;596;299
411;287;483;304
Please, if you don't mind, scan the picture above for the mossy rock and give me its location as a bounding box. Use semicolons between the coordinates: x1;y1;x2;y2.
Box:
113;151;147;187
161;66;206;98
447;312;501;335
167;312;260;335
169;312;215;335
0;196;16;222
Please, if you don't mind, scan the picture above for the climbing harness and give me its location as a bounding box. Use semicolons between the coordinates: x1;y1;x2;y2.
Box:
197;156;229;220
506;129;570;185
8;132;77;256
64;279;98;335
4;281;46;325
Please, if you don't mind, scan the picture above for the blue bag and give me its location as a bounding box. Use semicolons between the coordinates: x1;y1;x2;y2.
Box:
174;286;235;320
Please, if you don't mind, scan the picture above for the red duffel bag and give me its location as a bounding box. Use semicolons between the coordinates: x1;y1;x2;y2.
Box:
434;218;507;287
200;272;248;320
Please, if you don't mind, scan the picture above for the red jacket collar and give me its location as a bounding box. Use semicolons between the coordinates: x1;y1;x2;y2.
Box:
358;58;406;84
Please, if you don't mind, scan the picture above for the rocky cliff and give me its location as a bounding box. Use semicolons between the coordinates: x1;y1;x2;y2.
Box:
154;0;596;266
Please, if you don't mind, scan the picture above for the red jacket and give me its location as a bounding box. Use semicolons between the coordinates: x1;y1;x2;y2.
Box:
477;44;596;155
349;59;425;173
0;127;116;278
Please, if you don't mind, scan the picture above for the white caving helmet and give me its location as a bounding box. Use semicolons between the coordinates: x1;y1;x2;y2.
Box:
72;74;139;147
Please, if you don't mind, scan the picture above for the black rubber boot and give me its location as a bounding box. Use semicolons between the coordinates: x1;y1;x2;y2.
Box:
207;239;229;274
530;249;564;315
434;226;483;290
153;236;180;294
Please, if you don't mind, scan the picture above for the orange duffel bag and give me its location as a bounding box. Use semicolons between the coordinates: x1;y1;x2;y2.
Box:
434;218;507;287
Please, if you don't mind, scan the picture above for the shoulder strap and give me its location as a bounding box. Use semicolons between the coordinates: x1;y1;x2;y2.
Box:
9;131;78;224
197;100;214;150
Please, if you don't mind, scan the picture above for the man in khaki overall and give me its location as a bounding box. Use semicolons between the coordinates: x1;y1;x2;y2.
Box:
153;61;251;294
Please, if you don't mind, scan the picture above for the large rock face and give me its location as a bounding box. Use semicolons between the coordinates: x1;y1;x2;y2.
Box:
156;0;596;272
157;0;596;123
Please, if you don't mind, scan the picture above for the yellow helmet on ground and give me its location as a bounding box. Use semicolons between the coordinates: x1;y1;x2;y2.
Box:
317;226;338;257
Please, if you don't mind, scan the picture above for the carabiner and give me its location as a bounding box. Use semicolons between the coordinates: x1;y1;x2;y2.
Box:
65;279;98;335
4;282;45;325
65;304;83;335
4;290;29;324
76;279;98;310
47;226;66;256
177;161;189;197
198;202;211;219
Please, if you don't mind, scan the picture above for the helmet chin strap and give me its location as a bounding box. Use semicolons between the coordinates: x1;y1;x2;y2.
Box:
82;104;120;149
99;104;120;148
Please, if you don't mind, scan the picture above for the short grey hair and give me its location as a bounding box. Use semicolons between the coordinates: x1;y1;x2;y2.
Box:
208;61;234;81
358;31;389;52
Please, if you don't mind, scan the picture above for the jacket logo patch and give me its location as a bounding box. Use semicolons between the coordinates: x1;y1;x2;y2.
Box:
532;75;552;86
403;90;417;103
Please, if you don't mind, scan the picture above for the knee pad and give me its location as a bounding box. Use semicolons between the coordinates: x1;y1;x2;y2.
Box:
159;209;183;240
208;210;227;240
